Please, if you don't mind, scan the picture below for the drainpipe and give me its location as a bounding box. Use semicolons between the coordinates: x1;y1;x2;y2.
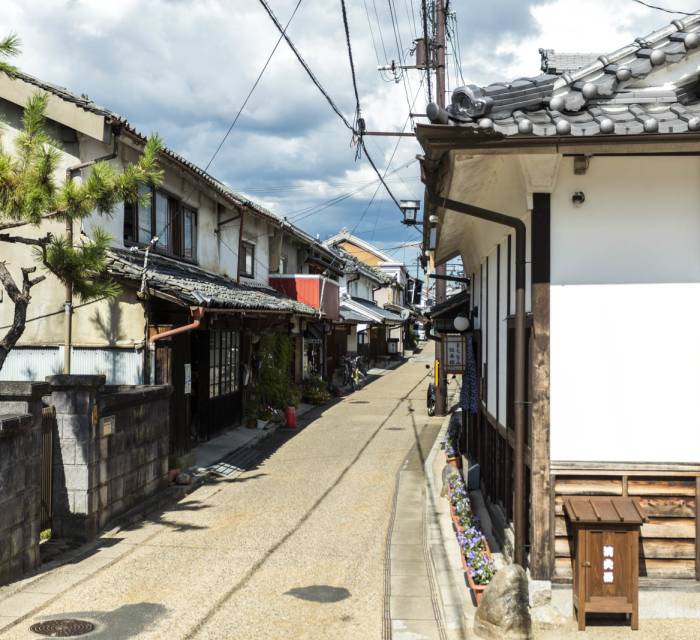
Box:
148;307;205;385
149;307;206;344
428;192;528;568
63;129;121;374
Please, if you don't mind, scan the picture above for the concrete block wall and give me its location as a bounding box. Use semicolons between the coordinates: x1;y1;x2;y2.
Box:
48;375;104;540
47;376;171;540
0;382;49;586
96;385;171;530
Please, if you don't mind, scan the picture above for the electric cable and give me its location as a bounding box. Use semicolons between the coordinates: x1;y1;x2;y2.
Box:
629;0;699;14
257;0;405;212
151;0;304;248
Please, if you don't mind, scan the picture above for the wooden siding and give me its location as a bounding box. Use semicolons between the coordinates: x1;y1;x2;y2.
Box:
552;470;699;581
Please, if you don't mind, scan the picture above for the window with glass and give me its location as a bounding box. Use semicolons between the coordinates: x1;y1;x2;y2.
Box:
239;241;255;278
124;186;197;261
209;330;240;398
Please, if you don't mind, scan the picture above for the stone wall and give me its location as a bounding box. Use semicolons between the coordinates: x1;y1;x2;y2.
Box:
0;382;48;586
47;375;171;540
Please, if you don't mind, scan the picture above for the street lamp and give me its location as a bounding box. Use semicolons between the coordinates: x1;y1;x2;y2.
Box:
400;199;421;225
453;314;470;332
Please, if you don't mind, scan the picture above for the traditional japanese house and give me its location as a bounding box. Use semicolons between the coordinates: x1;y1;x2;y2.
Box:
325;230;410;356
0;69;320;455
417;15;700;596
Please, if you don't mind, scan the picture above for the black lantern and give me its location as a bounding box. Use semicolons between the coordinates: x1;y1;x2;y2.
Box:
400;199;421;225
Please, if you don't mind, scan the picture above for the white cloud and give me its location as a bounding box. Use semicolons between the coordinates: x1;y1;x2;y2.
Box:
2;0;694;249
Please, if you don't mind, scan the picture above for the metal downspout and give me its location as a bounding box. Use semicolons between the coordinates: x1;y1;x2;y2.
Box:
428;192;528;569
149;307;206;344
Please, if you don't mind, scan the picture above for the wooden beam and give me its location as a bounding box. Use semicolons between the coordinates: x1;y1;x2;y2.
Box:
696;477;700;581
529;192;552;580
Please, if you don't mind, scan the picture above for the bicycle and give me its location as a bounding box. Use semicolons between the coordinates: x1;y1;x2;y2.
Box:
343;355;366;391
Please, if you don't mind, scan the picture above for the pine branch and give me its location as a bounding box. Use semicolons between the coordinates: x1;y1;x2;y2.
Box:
0;232;51;247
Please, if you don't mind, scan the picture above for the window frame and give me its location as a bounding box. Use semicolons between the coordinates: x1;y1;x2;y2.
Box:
239;241;255;278
123;185;198;263
209;330;240;399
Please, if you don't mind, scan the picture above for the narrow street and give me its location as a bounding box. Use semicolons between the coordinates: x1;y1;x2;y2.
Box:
1;358;442;640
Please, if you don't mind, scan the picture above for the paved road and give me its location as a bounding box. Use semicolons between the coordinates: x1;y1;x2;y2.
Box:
2;357;441;640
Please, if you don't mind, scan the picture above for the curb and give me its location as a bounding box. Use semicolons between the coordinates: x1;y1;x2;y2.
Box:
423;413;472;640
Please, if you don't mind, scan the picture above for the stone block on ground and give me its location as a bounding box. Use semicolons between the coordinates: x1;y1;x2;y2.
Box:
441;463;461;497
473;564;532;640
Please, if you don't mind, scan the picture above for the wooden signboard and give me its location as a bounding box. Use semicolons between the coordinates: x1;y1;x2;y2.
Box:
443;334;465;374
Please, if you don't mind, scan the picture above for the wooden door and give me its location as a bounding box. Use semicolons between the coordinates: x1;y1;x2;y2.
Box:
585;529;633;602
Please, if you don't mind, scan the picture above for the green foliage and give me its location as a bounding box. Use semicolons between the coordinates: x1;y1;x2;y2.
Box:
0;34;163;306
302;374;330;405
256;334;296;414
0;33;20;78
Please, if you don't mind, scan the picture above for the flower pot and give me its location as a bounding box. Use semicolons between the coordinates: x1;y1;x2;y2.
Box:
449;505;465;532
465;563;489;605
446;455;462;469
461;542;493;605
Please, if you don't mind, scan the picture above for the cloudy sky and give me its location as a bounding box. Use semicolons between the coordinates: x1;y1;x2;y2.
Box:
3;0;698;266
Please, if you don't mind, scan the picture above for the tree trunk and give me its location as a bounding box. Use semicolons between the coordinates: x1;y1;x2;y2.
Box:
0;262;45;372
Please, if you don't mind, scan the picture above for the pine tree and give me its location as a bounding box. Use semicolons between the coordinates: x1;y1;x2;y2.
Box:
0;34;163;371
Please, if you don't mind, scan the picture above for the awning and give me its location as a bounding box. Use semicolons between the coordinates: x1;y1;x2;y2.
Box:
344;297;403;325
339;302;375;324
426;289;469;320
106;247;318;316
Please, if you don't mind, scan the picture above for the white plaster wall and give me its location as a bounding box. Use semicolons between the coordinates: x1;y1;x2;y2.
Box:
241;215;271;285
552;156;700;285
486;248;498;415
550;156;700;463
347;326;358;352
550;283;700;463
498;239;509;425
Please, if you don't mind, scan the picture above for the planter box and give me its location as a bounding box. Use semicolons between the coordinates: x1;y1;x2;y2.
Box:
460;540;493;605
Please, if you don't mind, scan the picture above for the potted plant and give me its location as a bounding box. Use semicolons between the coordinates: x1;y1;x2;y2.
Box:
457;527;496;604
444;421;462;468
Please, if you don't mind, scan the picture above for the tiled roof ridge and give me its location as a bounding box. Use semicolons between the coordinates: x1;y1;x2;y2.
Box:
330;245;391;284
431;14;700;138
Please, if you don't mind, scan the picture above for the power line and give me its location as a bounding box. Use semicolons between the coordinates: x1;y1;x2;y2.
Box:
152;0;304;247
256;0;404;212
258;0;354;131
629;0;699;14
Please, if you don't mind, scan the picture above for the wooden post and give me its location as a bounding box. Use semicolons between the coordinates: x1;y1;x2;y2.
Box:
696;476;700;580
530;193;552;579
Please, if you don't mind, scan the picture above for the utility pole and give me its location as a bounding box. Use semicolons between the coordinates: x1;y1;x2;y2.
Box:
433;0;448;416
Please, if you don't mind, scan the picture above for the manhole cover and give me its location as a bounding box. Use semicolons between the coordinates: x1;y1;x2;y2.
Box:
30;619;95;637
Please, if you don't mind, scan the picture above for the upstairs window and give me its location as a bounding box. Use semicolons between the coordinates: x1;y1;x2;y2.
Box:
239;241;255;278
124;187;197;261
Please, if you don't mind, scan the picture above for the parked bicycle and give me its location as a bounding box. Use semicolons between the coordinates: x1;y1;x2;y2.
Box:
342;354;366;391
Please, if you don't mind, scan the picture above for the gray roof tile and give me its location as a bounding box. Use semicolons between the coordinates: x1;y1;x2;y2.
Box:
429;15;700;139
105;248;317;316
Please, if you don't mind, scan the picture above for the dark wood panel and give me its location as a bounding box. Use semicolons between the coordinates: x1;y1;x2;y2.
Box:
555;478;623;496
628;479;696;496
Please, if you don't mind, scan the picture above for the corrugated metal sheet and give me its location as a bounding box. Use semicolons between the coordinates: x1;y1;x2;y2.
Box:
72;348;144;385
0;347;143;384
0;347;63;381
